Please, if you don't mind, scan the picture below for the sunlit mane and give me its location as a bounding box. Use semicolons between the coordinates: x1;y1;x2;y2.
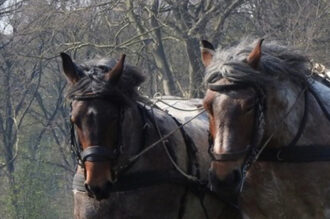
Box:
66;57;145;100
204;39;312;87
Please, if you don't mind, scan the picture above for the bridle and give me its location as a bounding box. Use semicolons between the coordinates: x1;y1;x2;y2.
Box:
69;94;124;171
207;82;266;199
207;77;330;202
208;83;266;165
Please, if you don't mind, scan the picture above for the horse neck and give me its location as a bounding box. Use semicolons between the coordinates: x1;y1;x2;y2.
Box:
265;80;330;147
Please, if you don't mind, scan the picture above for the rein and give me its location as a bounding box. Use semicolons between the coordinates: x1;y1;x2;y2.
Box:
114;108;206;175
152;98;204;112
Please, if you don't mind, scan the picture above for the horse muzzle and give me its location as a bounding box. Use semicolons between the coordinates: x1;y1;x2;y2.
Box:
208;167;242;206
85;181;113;200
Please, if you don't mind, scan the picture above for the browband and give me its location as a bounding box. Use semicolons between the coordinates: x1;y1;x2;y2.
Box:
208;83;253;92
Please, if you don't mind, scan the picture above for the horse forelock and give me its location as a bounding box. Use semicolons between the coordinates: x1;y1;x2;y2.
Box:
204;39;311;87
66;57;146;101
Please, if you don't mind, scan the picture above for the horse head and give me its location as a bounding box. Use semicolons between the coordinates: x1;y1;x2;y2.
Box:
61;53;144;200
200;39;321;203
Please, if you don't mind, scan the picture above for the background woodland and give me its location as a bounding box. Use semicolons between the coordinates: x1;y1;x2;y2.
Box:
0;0;329;218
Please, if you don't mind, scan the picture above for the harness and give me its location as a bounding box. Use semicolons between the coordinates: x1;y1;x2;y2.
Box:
69;95;213;218
207;76;330;204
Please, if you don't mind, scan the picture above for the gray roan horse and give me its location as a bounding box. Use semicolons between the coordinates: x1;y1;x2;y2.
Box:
201;39;330;218
60;53;240;219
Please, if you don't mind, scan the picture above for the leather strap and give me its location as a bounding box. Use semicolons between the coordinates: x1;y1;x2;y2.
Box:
81;146;118;162
211;148;250;161
259;145;330;162
72;170;204;193
208;83;252;92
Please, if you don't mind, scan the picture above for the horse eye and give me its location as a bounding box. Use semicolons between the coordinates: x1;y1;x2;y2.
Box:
71;115;81;126
243;103;255;114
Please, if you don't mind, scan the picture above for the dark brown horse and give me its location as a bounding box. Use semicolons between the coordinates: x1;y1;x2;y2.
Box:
60;53;240;219
201;39;330;218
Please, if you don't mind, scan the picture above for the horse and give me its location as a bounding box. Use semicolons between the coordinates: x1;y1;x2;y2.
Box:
200;39;330;218
59;53;240;219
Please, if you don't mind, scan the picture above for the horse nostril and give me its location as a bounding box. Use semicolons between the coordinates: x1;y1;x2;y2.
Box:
232;169;242;184
92;186;101;195
83;181;112;200
110;172;118;183
84;183;91;193
223;169;242;185
84;183;101;196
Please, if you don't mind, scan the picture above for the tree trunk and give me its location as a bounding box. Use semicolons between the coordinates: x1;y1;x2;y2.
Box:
185;38;204;98
126;0;178;96
151;40;177;95
2;60;20;218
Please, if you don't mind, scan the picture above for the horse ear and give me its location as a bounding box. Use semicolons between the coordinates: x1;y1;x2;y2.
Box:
60;52;80;84
201;40;215;67
105;54;126;84
247;39;264;69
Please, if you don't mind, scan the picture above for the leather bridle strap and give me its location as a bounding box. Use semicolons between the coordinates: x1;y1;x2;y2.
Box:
211;148;250;161
208;83;252;92
73;169;205;194
259;145;330;162
308;86;330;121
285;89;309;147
81;146;119;162
258;85;330;162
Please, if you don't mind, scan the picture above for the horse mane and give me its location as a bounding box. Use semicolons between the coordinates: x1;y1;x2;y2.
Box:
204;39;312;88
66;57;146;102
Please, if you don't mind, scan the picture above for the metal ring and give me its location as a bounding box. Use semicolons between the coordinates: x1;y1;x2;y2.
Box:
276;150;283;161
